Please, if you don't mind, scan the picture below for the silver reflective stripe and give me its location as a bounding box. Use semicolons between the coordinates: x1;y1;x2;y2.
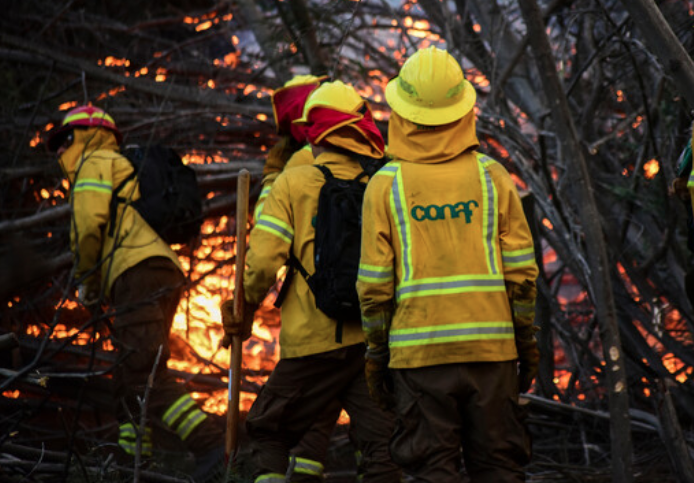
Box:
255;474;286;483
362;313;388;331
397;277;505;299
291;456;324;476
256;216;294;244
391;169;412;281
358;265;393;282
390;322;514;347
478;155;499;275
177;409;207;440
162;394;196;427
503;251;535;266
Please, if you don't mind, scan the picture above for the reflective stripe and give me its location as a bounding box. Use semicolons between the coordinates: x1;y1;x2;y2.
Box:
390;165;413;282
477;154;499;275
397;275;505;301
118;423;152;440
375;164;398;178
362;313;388;332
118;422;153;456
64;111;116;126
254;185;272;220
162;394;196;428
358;263;393;283
290;456;324;477
255;474;286;483
513;300;535;316
74;178;113;194
502;247;535;267
390;321;514;347
176;408;207;440
118;439;153;456
688;172;694;188
256;214;294;244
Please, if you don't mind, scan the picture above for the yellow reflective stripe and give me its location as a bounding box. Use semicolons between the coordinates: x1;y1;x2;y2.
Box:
374;164;398;179
502;247;535;267
255;473;286;483
290;456;324;476
362;313;388;331
162;394;196;427
390;164;413;282
64;110;115;126
397;274;505;301
73;178;113;194
358;263;393;283
477;154;499;275
118;423;152;440
118;439;153;456
256;214;294;244
390;321;514;348
254;185;272;220
513;300;535;316
176;409;207;440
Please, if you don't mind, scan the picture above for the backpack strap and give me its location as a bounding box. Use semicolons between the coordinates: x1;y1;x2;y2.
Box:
315;163;367;182
107;168;137;238
274;252;312;308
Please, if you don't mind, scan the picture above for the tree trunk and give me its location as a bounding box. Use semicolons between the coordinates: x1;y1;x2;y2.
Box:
517;0;635;481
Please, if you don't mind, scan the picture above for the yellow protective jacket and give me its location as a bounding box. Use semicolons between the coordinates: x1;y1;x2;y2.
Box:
244;151;366;359
58;127;182;297
253;145;314;220
357;112;538;369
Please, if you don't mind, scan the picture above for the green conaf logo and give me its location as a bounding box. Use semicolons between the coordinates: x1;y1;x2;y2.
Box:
411;201;479;222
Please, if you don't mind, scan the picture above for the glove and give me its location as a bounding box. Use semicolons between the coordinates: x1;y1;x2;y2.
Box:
671;177;691;201
364;346;395;411
516;325;540;393
77;283;100;313
262;136;296;178
220;299;257;348
507;280;539;393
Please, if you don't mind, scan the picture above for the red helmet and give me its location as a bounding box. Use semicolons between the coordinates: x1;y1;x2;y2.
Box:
47;105;123;151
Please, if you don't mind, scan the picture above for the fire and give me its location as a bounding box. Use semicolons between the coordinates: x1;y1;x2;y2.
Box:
643;159;659;179
29;131;41;147
3;390;20;399
59;101;77;111
169;216;282;415
196;21;213;32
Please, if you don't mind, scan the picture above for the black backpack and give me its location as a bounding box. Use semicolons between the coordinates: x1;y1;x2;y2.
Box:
285;165;367;342
109;145;203;245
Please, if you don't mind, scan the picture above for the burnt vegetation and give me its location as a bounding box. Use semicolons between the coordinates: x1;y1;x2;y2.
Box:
1;0;694;481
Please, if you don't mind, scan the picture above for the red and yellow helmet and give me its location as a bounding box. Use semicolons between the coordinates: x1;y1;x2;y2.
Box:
48;105;122;151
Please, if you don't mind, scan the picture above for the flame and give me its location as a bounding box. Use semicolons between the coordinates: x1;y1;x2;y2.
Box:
196;20;213;32
643;159;659;179
3;390;20;399
30;131;41;148
100;56;131;67
59;101;78;111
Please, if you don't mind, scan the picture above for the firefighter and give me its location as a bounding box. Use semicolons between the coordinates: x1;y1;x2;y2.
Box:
255;74;344;482
48;106;225;482
221;81;401;483
356;46;540;482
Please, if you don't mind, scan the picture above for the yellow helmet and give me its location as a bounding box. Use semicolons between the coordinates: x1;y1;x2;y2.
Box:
282;74;327;88
385;46;476;126
295;80;365;123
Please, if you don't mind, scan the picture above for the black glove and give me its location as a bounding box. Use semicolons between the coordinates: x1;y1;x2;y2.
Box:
364;346;395;411
220;300;258;348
